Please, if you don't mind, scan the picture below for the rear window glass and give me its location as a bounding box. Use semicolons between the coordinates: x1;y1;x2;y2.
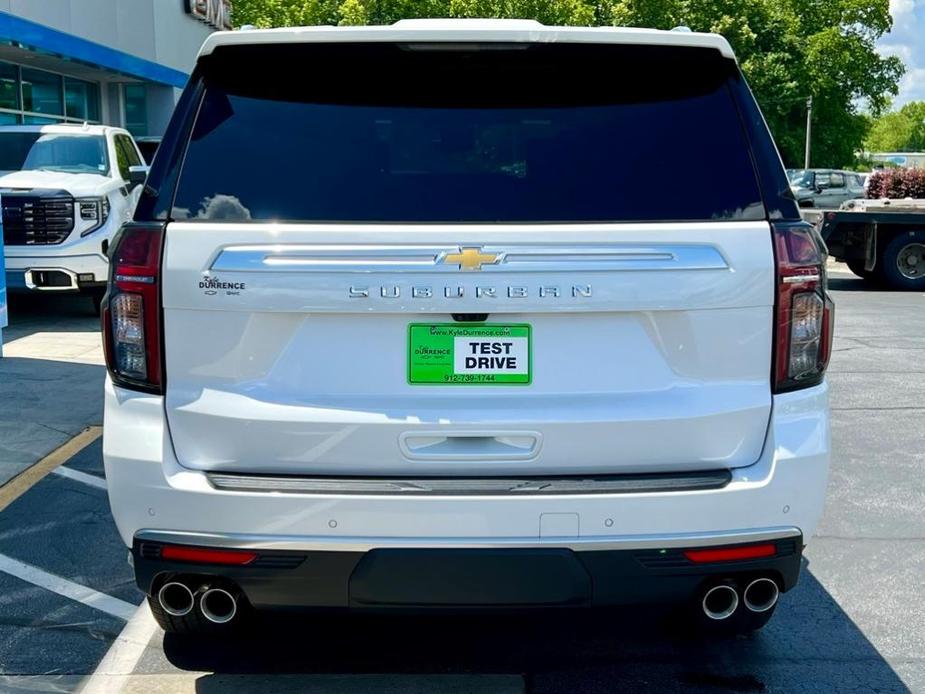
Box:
173;43;763;223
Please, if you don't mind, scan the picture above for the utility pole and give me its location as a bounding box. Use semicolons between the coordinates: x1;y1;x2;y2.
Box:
804;96;813;169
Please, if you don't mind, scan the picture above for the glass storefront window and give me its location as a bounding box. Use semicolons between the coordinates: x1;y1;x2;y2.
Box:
65;78;101;121
0;62;18;111
21;68;63;116
123;84;148;136
0;61;101;125
23;115;58;124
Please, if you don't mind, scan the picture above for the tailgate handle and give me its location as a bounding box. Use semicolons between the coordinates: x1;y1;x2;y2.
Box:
399;432;542;461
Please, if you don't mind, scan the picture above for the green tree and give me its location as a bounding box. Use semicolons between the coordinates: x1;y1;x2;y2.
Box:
231;0;340;27
232;0;904;167
607;0;903;166
866;102;925;152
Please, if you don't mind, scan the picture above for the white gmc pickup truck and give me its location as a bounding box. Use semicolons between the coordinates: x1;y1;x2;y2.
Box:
1;124;147;311
101;20;833;637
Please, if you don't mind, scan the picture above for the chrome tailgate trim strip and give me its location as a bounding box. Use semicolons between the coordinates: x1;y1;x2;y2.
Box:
205;470;732;496
210;243;729;273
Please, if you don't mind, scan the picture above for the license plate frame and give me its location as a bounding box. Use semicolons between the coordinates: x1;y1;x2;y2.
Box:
408;323;532;386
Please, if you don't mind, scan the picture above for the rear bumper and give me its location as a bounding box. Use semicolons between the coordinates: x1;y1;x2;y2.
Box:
103;378;830;608
133;533;803;610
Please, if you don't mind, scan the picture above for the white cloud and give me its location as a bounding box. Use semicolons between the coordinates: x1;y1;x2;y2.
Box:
898;67;925;103
878;0;925;107
889;0;915;17
879;41;913;63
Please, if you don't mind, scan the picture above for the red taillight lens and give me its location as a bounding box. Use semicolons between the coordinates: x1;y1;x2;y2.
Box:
772;223;834;393
161;545;258;566
102;223;164;393
683;543;776;564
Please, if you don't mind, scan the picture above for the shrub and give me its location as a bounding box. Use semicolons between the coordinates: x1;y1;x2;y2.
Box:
866;168;925;199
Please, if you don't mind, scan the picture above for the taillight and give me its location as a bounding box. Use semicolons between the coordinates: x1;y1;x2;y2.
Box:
772;222;834;393
102;223;164;393
160;545;257;566
683;543;776;564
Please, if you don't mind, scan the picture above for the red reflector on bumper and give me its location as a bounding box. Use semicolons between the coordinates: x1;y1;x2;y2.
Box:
683;543;776;564
161;545;258;566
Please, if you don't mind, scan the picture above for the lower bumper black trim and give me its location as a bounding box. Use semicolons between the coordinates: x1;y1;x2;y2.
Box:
133;536;802;611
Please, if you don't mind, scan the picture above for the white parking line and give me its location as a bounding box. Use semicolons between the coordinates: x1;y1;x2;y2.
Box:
52;465;107;490
77;604;161;694
0;552;135;621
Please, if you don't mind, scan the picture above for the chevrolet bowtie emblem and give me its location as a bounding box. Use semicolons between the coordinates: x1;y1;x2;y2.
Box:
442;247;500;271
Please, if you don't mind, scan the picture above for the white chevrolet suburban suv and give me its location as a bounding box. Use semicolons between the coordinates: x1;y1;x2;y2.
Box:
102;20;833;636
1;124;147;310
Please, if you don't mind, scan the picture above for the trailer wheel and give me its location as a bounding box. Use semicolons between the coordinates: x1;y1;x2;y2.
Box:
882;231;925;290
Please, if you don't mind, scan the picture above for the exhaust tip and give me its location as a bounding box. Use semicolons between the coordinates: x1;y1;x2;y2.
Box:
200;587;237;624
157;581;194;617
743;577;779;613
702;584;739;621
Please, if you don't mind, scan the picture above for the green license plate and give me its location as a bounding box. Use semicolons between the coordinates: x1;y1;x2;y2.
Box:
408;323;532;385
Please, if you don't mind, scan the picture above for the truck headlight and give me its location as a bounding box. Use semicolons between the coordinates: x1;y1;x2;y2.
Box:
78;197;110;236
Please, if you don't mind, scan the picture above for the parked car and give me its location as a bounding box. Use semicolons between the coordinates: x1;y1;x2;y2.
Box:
135;136;162;165
102;20;833;638
787;168;866;208
0;124;148;312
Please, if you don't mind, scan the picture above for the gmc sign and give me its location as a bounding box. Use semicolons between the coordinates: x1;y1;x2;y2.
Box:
185;0;233;31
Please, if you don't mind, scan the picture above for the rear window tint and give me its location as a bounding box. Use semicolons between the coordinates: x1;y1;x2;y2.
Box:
173;43;764;223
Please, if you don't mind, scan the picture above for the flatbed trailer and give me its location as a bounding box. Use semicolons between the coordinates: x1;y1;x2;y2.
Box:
818;200;925;290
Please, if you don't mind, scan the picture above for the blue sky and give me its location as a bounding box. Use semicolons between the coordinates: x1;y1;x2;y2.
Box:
878;0;925;106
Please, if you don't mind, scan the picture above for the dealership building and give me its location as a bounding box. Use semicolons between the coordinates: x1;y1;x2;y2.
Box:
0;1;230;352
0;0;230;136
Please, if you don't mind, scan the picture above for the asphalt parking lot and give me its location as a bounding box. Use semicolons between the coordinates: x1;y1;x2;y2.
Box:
0;266;922;693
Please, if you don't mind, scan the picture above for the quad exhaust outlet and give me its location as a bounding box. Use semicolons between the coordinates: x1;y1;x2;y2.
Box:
743;577;780;613
157;581;195;617
700;576;781;621
156;579;241;624
701;583;739;621
200;587;238;624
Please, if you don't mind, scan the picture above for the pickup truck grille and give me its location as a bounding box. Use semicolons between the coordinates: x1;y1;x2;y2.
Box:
1;194;75;245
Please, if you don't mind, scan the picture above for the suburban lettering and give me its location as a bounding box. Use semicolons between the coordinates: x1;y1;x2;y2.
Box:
347;285;593;299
